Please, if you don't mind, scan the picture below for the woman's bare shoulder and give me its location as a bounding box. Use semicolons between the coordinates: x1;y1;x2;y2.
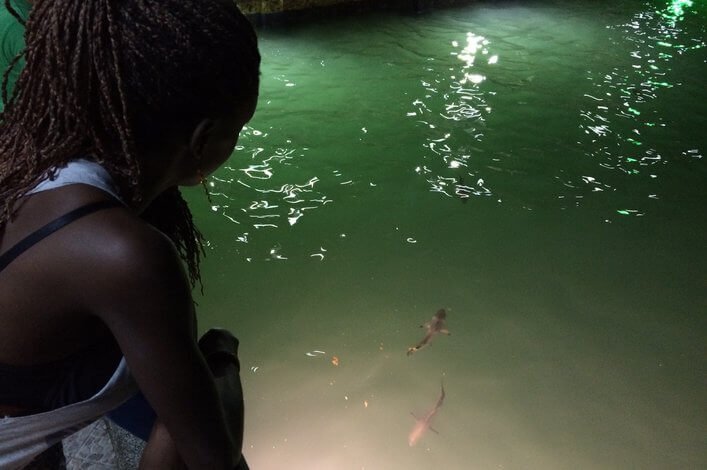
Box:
0;190;193;363
64;202;195;332
78;205;180;269
70;204;189;291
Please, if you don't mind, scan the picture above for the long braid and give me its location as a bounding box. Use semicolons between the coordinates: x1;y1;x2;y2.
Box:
0;0;260;285
142;188;207;288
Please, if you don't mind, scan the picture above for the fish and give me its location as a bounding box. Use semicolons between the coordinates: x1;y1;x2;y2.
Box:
407;308;450;356
408;380;446;447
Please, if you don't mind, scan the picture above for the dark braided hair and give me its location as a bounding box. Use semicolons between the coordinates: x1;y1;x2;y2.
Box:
0;0;260;286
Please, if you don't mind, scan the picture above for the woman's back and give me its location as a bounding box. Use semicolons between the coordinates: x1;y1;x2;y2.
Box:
0;183;157;410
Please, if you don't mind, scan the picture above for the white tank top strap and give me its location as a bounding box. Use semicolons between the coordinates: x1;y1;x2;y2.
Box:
27;159;124;203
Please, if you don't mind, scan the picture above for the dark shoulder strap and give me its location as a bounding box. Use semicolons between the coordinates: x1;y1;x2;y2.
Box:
0;200;123;274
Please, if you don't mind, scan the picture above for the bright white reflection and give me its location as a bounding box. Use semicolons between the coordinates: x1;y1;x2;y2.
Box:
455;33;491;85
464;73;485;85
456;32;490;68
569;0;702;216
215;137;330;240
408;30;497;203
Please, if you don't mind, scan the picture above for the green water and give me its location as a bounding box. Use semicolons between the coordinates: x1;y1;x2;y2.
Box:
184;0;706;468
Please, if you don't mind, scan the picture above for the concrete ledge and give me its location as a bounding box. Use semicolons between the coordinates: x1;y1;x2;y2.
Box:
238;0;367;15
237;0;478;23
63;417;145;470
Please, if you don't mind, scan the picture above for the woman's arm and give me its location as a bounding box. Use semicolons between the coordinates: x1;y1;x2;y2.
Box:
140;329;247;470
83;221;241;470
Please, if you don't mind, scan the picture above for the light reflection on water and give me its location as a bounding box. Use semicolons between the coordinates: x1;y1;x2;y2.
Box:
202;0;704;255
207;124;334;260
407;31;496;202
568;0;705;217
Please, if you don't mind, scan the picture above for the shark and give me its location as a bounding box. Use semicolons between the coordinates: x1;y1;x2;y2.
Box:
407;308;450;356
408;380;446;447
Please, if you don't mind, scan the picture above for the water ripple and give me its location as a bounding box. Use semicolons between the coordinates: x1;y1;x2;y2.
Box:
568;0;704;217
408;31;498;202
207;125;333;258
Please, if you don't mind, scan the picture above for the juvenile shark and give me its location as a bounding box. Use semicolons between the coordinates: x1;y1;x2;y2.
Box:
407;308;450;356
408;381;445;447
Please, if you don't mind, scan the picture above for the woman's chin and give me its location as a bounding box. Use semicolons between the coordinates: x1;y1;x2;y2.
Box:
178;176;201;187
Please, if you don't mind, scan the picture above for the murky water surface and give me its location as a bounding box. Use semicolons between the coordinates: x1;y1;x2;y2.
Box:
185;1;706;468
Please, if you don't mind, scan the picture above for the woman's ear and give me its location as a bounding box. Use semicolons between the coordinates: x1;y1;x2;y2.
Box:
189;118;215;160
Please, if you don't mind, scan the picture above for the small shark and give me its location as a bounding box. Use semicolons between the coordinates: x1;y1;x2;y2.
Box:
407;308;450;356
408;381;446;447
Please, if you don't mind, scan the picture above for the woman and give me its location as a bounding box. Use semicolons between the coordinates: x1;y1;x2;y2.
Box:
0;0;260;469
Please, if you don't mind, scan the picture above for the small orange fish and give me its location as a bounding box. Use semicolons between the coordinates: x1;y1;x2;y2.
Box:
331;356;340;366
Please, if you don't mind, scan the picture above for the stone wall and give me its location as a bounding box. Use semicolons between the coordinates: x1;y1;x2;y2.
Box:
237;0;366;14
236;0;473;15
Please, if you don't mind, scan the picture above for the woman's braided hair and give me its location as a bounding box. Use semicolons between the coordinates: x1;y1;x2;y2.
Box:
0;0;260;286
